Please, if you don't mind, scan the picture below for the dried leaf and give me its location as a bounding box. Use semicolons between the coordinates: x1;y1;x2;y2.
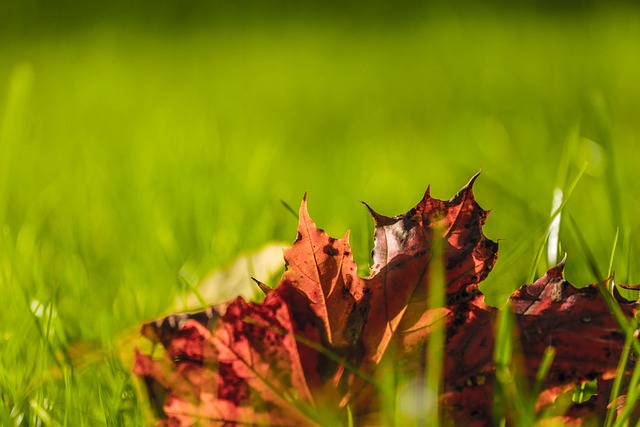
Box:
134;175;637;426
282;196;362;348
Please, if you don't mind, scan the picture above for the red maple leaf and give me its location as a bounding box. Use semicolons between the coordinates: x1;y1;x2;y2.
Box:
134;174;637;426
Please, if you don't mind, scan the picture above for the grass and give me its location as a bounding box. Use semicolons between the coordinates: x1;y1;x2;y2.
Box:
1;5;640;425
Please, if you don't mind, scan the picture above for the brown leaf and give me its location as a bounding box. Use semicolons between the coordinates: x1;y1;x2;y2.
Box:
438;259;638;425
510;258;636;389
359;173;498;371
134;175;637;426
282;195;362;348
135;293;319;426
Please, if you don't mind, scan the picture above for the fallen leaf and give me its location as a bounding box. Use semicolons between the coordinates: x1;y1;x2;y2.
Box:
135;175;637;426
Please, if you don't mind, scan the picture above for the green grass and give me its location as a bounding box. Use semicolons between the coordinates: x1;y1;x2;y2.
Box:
2;6;640;425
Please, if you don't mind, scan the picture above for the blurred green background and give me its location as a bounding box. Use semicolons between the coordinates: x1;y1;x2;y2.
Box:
1;1;640;424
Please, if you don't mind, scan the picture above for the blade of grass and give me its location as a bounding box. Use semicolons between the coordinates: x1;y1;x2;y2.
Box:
379;354;398;426
527;162;588;283
178;273;207;309
612;338;640;427
606;324;636;427
547;123;581;267
567;215;604;281
279;199;299;220
590;92;633;289
493;304;534;426
567;217;637;339
607;227;620;293
425;230;446;427
346;404;354;427
532;346;556;400
625;233;633;287
547;188;563;267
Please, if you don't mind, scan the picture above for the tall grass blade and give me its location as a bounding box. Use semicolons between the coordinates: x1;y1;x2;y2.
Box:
279;199;299;220
567;215;604;281
608;227;620;293
547;123;581;267
547;188;563;267
611;337;640;427
590;92;634;287
532;346;556;400
527;163;588;283
567;217;640;355
346;404;354;427
493;304;533;426
425;230;446;427
605;324;636;427
178;273;207;309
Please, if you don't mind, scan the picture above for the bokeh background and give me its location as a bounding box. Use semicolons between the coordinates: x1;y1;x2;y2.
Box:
1;1;640;424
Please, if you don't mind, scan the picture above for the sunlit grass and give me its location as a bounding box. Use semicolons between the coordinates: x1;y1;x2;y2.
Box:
1;7;640;425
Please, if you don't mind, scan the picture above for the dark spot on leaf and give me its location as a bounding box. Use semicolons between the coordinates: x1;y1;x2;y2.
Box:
345;291;370;347
403;217;418;230
344;251;350;256
393;259;406;270
608;330;625;340
323;245;339;256
295;232;302;242
415;249;428;258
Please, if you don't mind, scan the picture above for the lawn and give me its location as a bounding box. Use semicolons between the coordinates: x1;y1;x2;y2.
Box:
1;5;640;425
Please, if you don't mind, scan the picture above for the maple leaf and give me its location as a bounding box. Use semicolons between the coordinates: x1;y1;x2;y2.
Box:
134;175;637;426
281;195;362;349
510;258;636;388
439;258;637;425
364;174;498;371
136;293;320;426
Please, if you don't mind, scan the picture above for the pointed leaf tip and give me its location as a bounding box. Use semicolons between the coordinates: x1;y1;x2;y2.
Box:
464;171;481;191
299;193;309;217
252;277;272;295
361;201;394;226
559;252;568;268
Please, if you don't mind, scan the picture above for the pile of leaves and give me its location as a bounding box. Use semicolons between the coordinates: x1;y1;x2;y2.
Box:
134;175;639;426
